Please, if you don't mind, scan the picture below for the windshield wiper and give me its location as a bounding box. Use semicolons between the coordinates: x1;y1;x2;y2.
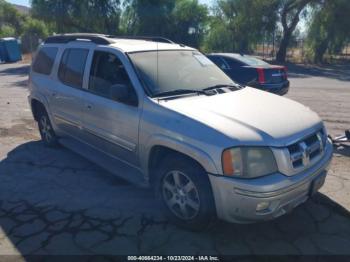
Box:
153;89;205;98
202;84;243;92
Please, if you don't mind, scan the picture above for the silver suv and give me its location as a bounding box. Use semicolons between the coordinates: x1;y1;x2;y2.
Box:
28;34;333;230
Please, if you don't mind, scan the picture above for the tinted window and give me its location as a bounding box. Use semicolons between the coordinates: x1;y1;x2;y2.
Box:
224;58;244;68
129;51;234;96
89;51;137;104
208;56;229;70
33;47;58;75
233;56;269;66
58;48;89;88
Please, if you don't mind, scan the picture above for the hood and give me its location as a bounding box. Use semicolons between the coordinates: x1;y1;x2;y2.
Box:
159;88;322;147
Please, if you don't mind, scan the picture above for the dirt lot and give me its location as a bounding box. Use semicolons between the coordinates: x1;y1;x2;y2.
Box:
0;62;349;257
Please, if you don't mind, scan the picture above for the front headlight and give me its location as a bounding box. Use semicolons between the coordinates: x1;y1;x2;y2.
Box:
222;147;278;178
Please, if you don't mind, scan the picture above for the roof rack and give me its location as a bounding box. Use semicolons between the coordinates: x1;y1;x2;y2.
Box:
44;33;175;45
44;34;114;45
110;36;174;44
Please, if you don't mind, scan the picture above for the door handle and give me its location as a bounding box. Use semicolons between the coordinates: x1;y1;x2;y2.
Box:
52;92;57;97
86;104;93;110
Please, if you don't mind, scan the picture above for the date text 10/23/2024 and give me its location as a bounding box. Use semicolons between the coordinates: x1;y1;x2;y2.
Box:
127;256;220;261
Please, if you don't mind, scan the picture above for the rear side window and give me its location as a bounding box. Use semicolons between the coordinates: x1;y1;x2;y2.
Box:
208;56;229;70
58;48;89;88
224;58;244;68
232;56;269;67
32;47;58;75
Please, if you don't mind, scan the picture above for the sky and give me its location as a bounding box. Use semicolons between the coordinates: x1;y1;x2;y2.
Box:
6;0;214;7
6;0;29;6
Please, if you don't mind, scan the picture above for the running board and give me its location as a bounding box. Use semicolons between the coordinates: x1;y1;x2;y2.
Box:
59;137;148;188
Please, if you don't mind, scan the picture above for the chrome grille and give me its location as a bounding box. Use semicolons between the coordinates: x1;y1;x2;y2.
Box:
287;129;325;169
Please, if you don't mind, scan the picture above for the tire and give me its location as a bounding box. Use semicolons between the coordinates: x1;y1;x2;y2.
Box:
154;155;216;231
37;108;58;147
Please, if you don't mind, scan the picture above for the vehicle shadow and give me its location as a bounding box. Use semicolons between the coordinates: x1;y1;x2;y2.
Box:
285;63;350;82
0;64;29;77
0;64;29;89
1;141;350;256
333;144;350;157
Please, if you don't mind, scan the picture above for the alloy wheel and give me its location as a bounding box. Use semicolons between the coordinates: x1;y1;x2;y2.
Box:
40;115;53;143
162;170;201;220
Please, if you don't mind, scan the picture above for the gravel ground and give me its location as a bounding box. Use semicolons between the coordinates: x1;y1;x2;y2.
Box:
0;62;349;257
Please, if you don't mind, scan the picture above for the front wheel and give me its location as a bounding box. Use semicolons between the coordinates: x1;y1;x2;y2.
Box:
155;155;216;231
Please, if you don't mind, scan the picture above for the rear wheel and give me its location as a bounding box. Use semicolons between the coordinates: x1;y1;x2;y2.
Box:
155;155;216;231
38;109;58;147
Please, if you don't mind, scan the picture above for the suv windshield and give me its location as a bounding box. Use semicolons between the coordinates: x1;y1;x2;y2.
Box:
128;50;236;97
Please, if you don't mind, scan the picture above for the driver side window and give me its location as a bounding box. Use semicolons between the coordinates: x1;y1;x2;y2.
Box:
88;51;137;105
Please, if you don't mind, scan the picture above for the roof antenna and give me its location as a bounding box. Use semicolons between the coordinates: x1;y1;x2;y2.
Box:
157;41;159;92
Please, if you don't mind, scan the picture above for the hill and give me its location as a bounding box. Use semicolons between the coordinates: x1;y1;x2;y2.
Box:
11;3;30;14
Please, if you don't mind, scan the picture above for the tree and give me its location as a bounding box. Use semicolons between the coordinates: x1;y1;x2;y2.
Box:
204;0;279;53
21;18;49;53
121;0;208;48
122;0;175;36
275;0;315;62
31;0;77;33
170;0;208;48
71;0;121;34
0;0;26;36
31;0;121;34
0;25;16;38
306;0;350;63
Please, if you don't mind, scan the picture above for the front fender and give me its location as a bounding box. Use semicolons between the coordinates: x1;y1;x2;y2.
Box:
141;134;219;179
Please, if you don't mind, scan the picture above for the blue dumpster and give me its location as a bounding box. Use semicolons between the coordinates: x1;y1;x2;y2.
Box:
0;38;22;63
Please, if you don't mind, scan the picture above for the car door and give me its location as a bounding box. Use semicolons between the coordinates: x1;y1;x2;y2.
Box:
80;49;141;167
49;46;90;138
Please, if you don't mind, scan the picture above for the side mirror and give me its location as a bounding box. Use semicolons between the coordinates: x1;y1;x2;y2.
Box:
110;84;129;102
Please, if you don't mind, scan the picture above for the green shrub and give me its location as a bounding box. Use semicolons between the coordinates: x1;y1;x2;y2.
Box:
21;18;49;53
0;25;16;38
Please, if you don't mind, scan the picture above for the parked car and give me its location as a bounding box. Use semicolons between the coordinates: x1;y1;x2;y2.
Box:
207;53;289;95
29;34;332;230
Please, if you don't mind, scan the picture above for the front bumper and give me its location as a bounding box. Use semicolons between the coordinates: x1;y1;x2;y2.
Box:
208;140;333;223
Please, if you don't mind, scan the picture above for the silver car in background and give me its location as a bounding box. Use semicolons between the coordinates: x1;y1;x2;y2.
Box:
28;34;333;230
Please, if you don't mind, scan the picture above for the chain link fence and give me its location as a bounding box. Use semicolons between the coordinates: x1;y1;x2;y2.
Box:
253;39;350;63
